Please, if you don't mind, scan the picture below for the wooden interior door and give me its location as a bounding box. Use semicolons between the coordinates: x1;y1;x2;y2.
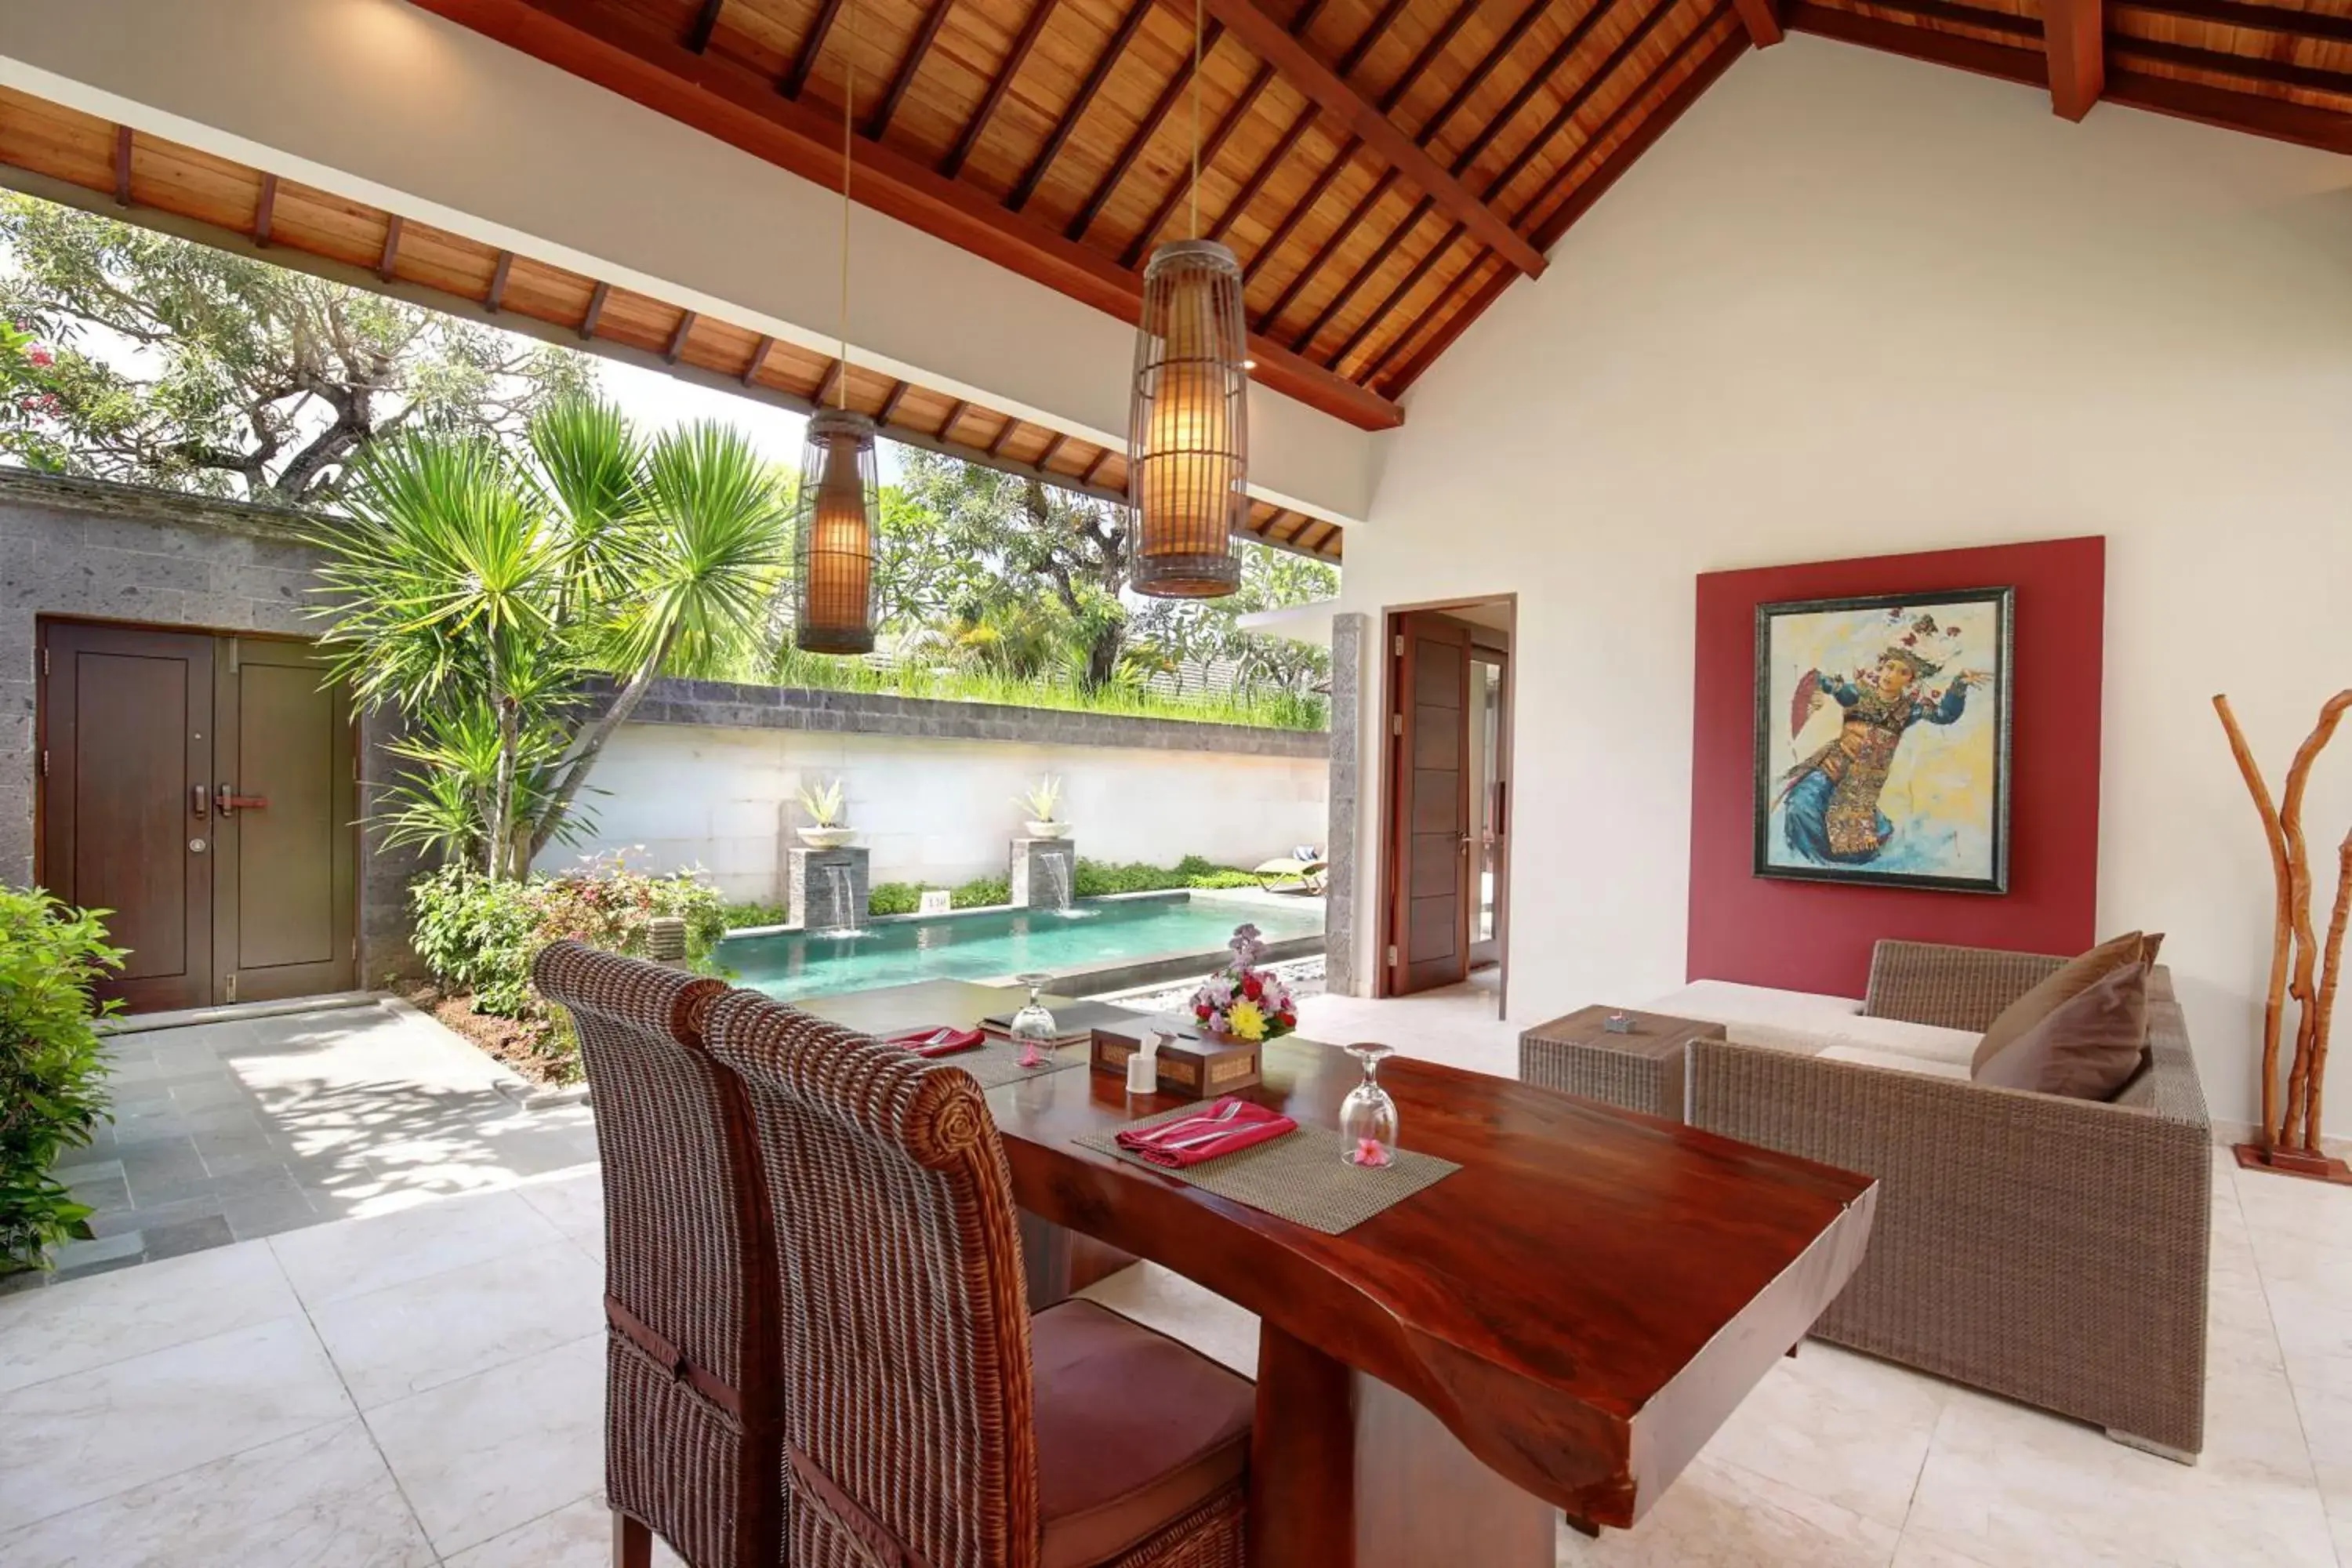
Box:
213;637;357;1004
1467;648;1510;972
1385;613;1472;996
38;622;216;1013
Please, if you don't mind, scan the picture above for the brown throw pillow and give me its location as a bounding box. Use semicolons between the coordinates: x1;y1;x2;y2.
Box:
1973;962;2151;1099
1970;931;2149;1073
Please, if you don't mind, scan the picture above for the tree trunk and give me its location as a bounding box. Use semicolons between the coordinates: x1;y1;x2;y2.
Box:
524;626;681;862
1083;622;1123;693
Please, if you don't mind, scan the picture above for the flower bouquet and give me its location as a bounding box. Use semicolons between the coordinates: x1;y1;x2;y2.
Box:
1189;924;1298;1044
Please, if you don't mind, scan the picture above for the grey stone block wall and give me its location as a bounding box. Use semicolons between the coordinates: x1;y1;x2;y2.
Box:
1323;613;1365;998
1009;837;1077;909
0;470;423;982
786;845;869;930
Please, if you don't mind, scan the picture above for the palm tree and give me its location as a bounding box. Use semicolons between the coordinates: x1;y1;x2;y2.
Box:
310;398;790;879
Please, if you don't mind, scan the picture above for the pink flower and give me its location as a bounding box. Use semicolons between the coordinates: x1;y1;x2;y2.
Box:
26;347;53;368
1350;1138;1392;1168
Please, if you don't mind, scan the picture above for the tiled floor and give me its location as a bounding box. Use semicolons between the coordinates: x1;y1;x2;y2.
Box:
3;980;2346;1566
14;1000;599;1290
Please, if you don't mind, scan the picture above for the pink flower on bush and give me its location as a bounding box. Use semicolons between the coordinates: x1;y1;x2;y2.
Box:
26;347;53;368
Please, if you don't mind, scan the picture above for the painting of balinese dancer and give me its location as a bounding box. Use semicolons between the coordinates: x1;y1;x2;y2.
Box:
1754;586;2013;893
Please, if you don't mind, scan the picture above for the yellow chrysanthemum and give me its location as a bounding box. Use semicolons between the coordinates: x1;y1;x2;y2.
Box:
1225;999;1267;1042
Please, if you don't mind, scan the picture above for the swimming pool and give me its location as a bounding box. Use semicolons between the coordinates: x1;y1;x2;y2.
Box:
717;893;1325;1003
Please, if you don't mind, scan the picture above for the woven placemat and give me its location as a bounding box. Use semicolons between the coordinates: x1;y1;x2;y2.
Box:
1077;1101;1461;1236
948;1037;1092;1091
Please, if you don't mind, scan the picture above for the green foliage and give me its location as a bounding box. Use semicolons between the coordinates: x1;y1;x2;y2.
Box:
312;399;792;876
755;642;1326;731
0;194;592;504
1070;856;1257;896
0;888;123;1272
865;884;923;917
720;899;792;930
409;855;728;1080
952;875;1011;909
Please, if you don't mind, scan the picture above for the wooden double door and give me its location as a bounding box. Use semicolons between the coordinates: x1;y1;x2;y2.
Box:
38;622;357;1013
1384;611;1511;997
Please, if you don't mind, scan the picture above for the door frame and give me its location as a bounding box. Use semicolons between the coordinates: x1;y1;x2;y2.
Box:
34;615;364;1010
1374;594;1517;1012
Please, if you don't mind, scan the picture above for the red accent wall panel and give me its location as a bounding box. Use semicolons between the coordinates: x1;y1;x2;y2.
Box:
1687;536;2105;997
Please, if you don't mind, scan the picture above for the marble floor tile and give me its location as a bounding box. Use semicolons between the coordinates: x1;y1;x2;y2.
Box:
515;1168;604;1250
311;1238;604;1409
0;1316;352;1534
1556;1454;1900;1568
365;1332;604;1556
1697;1341;1946;1529
0;1417;432;1567
0;1239;300;1395
269;1185;564;1307
444;1493;685;1568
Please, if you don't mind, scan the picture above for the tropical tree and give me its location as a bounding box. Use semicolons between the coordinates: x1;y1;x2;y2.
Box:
0;194;591;504
310;398;791;878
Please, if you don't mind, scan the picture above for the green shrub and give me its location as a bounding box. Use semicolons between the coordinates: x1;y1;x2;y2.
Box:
720;899;790;930
866;882;924;916
0;887;122;1272
409;854;728;1078
1068;855;1259;897
952;874;1011;909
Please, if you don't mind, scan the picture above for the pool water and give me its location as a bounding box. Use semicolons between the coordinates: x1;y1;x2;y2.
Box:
718;895;1324;1002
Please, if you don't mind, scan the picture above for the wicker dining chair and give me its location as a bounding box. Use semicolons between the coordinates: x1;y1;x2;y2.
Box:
702;988;1254;1568
532;942;786;1568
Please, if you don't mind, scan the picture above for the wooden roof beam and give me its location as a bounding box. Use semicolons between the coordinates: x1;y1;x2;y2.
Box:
2043;0;2103;120
742;333;775;385
2129;0;2352;47
1192;0;1548;277
942;0;1061;178
665;310;698;363
579;278;611;339
878;379;913;423
1731;0;1784;46
112;125;132;206
485;249;516;311
869;0;955;140
407;0;1401;429
784;0;846;99
1127;58;1275;262
376;216;404;281
252;172;278;246
1011;0;1156;211
1068;21;1226;241
686;0;726;53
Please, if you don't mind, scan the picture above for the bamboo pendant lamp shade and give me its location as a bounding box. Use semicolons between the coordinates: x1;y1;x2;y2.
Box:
1128;238;1247;598
793;407;880;655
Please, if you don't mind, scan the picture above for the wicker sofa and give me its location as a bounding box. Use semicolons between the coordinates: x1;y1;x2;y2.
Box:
1675;940;2212;1461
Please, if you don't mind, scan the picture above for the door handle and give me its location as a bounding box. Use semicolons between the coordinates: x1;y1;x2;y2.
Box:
217;784;269;815
192;783;209;819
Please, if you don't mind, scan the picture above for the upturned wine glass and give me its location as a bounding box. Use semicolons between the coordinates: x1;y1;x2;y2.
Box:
1010;973;1058;1068
1339;1042;1399;1167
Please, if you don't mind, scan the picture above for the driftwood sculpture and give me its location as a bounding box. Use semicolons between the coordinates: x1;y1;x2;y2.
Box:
2216;689;2352;1180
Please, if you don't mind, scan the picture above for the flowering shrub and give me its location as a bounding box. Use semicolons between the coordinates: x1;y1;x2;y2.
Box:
1187;924;1298;1044
408;851;728;1076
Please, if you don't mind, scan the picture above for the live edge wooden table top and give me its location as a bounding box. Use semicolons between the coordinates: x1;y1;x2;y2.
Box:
800;980;1878;1564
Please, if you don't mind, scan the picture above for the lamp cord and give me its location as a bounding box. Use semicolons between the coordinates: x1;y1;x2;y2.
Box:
1189;0;1202;240
838;0;854;410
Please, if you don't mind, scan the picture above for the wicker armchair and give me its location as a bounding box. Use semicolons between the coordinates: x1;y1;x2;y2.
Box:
702;988;1254;1568
1686;939;2211;1460
531;942;785;1568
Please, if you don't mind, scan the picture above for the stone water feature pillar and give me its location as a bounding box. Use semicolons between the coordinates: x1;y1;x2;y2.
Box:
787;845;870;931
1009;838;1076;910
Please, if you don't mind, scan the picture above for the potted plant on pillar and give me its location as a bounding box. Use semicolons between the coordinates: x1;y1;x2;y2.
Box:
1018;775;1069;840
795;778;857;848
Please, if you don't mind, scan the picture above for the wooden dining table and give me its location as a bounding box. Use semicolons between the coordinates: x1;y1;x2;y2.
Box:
800;979;1878;1568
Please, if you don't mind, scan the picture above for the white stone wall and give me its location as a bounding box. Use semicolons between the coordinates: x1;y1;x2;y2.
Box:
546;724;1330;902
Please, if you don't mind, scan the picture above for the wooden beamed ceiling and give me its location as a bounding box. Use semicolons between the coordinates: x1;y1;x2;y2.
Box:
0;85;1343;562
401;0;2352;430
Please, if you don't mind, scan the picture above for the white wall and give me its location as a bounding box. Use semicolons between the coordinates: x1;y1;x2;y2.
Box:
1345;36;2352;1132
0;0;1376;524
549;724;1328;902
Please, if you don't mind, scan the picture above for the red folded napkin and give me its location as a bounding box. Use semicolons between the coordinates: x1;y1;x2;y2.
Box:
883;1025;984;1059
1116;1097;1297;1169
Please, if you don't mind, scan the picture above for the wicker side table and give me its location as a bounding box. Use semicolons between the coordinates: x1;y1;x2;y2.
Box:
1518;1007;1728;1123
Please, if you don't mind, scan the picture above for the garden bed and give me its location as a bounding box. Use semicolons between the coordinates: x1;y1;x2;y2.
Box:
397;982;583;1087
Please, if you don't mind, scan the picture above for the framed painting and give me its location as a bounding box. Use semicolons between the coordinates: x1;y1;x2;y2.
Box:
1753;586;2013;894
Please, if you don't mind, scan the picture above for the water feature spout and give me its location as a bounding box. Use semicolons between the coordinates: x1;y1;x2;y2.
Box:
819;863;864;935
1039;851;1073;915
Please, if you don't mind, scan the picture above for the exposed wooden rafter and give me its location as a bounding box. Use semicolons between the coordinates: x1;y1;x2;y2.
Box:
685;0;727;53
1011;0;1156;212
485;249;516;311
666;310;697;363
878;378;912;422
252;172;277;246
112;125;132;206
579;279;611;339
1732;0;1784;46
783;0;847;100
2043;0;2103;121
404;0;1402;428
1192;0;1547;276
1125;56;1274;262
2129;0;2352;46
742;333;775;386
1067;20;1226;241
869;0;954;140
942;0;1061;178
376;215;403;281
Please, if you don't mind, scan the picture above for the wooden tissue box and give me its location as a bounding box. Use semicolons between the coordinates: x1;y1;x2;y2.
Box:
1091;1018;1262;1096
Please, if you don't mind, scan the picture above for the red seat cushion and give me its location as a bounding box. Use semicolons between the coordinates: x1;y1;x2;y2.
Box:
1032;1298;1254;1568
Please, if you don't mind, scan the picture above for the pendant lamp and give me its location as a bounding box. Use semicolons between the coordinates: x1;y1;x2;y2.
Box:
793;0;880;654
1127;0;1247;599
